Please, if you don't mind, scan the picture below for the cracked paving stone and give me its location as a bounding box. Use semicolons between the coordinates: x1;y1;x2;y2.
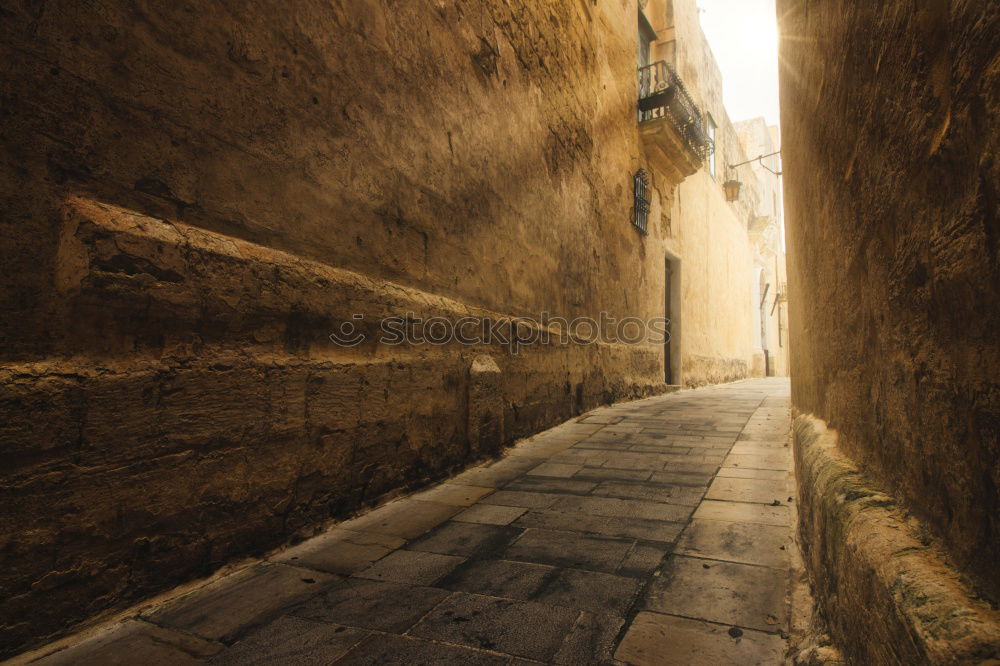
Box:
271;528;404;575
706;476;795;504
410;484;495;506
437;558;554;600
453;503;528;525
616;612;785;665
648;470;715;487
30;620;222;665
407;522;522;558
338;499;462;540
676;519;791;568
353;549;465;585
651;462;721;477
591;480;706;506
502;528;634;572
534;567;643;615
451;458;543;488
644;555;789;632
618;542;671;577
554;612;625;665
504;476;597;495
549;495;693;522
290;579;450;633
722;451;792;471
479;489;563;509
210;616;367;665
141;564;338;643
572;467;653;482
716;466;791;481
527;462;583;478
336;634;509;665
409;592;580;661
692;499;790;527
514;509;685;543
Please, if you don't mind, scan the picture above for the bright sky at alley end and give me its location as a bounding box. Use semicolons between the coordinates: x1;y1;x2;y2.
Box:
696;0;781;126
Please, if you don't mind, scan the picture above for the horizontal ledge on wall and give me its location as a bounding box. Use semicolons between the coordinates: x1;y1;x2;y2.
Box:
45;197;668;361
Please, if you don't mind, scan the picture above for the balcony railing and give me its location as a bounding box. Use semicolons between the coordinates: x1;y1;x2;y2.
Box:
638;60;713;161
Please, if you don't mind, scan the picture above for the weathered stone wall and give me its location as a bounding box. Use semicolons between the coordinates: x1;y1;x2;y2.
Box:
793;415;1000;664
0;0;666;654
778;0;1000;616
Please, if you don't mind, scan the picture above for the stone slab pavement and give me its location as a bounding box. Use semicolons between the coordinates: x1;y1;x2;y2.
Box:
17;378;795;665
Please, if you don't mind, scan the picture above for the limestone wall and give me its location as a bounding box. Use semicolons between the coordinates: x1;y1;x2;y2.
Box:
0;0;666;654
778;0;999;605
666;170;756;385
646;0;760;386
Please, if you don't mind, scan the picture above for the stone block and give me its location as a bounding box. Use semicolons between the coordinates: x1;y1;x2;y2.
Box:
535;568;642;616
143;564;337;642
338;499;462;540
644;555;788;632
676;520;790;568
291;579;449;633
409;592;579;661
453;504;528;526
353;550;465;585
272;529;404;575
467;356;504;459
553;612;625;665
503;529;634;572
28;620;222;665
437;559;553;600
615;612;785;665
336;634;508;665
211;616;366;665
407;522;522;558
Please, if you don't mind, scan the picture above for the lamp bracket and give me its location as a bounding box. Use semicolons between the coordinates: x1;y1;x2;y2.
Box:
728;149;782;176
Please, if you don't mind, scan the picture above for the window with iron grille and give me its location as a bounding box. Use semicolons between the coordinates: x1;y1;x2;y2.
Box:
633;168;650;234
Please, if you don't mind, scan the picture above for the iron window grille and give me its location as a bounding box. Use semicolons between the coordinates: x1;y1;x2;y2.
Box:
633;168;650;234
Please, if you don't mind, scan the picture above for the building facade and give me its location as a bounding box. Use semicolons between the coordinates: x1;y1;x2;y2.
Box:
637;0;786;386
735;117;789;378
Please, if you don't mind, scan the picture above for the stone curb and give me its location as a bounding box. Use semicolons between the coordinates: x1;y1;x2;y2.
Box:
792;413;1000;665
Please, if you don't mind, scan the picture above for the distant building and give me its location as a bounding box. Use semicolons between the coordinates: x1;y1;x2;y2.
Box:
735;117;789;377
637;0;788;384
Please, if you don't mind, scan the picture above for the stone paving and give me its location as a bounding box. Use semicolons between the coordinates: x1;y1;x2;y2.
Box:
22;378;794;665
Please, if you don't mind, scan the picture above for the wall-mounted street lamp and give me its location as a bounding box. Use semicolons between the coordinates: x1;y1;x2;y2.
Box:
723;179;742;201
724;149;782;202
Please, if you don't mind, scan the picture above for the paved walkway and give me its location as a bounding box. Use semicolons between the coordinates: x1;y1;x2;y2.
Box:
25;378;794;665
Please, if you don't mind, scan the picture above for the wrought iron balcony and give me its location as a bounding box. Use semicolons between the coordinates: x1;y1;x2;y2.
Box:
638;60;713;163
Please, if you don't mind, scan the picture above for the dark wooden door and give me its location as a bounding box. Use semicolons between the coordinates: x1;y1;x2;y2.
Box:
665;260;673;384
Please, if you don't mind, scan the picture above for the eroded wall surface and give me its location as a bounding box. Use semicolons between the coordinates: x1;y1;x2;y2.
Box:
0;0;667;653
778;0;999;600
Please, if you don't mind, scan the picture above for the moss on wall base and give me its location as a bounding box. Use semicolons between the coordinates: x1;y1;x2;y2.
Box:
793;414;1000;665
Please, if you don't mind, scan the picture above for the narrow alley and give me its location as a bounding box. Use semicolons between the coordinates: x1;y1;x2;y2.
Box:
3;0;998;662
25;379;794;665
